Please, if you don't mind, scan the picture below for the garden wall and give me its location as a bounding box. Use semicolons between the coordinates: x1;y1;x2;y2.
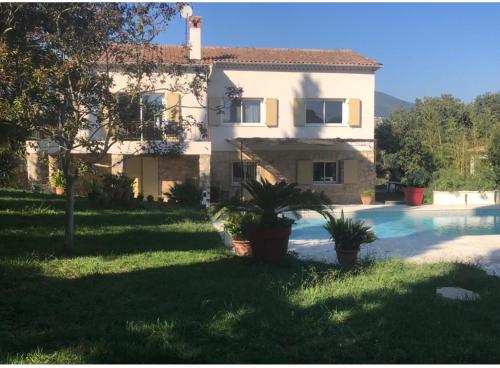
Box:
433;191;500;205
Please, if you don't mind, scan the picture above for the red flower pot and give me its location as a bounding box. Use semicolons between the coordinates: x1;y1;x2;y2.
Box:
404;187;425;206
248;226;291;263
232;240;252;257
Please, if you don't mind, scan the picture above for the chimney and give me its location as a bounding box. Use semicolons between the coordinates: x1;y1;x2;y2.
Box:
188;16;201;60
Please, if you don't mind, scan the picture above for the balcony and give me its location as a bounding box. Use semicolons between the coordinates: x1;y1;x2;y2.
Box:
121;121;209;142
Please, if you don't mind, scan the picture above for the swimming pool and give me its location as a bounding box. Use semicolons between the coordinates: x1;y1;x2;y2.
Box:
288;207;500;276
291;208;500;241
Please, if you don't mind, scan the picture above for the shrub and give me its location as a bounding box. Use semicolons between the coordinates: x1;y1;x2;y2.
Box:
146;195;154;202
96;173;134;207
165;179;202;207
50;170;66;188
136;193;144;201
224;212;260;241
323;210;377;251
82;176;102;200
361;189;374;197
431;167;496;191
157;196;164;202
401;171;426;188
487;128;500;187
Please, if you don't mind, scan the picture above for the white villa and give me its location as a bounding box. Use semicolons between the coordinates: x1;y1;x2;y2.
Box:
26;15;382;204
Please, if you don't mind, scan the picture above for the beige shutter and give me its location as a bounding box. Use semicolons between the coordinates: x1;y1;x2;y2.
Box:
296;159;313;185
343;159;359;184
166;92;181;123
208;97;221;126
348;98;361;127
265;98;279;127
293;98;305;126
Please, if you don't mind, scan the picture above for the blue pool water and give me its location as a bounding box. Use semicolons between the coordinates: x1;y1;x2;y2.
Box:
291;209;500;241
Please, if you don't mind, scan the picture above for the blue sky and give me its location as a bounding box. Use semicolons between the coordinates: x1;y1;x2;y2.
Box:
157;3;500;103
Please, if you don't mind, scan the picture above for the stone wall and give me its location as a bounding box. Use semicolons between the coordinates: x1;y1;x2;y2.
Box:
211;147;375;204
158;155;200;195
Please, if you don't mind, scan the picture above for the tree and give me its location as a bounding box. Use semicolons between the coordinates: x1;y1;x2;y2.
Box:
488;126;500;187
0;3;215;249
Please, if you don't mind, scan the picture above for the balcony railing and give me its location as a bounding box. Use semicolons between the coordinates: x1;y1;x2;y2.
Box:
121;121;209;142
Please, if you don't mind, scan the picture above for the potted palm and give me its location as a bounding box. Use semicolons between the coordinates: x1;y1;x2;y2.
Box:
323;210;377;268
360;189;375;205
50;170;66;196
401;171;426;206
223;212;259;256
222;179;330;263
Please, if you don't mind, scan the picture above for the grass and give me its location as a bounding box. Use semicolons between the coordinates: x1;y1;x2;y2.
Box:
1;188;500;363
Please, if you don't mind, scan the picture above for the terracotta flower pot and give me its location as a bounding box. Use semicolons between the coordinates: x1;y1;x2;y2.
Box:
336;249;359;268
360;195;374;205
232;240;252;256
404;187;425;206
248;226;292;263
55;187;65;196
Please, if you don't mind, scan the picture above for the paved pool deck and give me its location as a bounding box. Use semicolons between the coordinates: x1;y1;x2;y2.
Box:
289;204;500;277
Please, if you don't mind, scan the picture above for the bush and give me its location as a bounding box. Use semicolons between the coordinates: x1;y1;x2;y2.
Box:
50;170;66;188
401;171;426;188
165;179;202;207
361;189;374;197
488;128;500;187
146;195;154;202
96;173;134;207
431;167;496;191
223;212;260;241
82;176;102;200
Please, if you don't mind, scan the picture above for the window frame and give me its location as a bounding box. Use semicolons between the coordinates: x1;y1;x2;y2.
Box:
304;98;347;126
312;161;339;185
222;98;264;125
231;161;259;186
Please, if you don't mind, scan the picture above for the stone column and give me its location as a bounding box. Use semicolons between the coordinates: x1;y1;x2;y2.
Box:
111;154;125;175
26;153;42;183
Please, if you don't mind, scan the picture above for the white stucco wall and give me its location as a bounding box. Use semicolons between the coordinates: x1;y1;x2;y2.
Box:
208;66;376;151
78;64;376;154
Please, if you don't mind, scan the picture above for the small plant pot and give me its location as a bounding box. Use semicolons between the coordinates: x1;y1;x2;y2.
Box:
336;249;359;268
55;187;65;196
360;195;374;205
249;226;291;263
232;240;252;256
404;187;425;206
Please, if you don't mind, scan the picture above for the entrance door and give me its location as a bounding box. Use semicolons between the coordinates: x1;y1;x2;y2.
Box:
142;156;159;199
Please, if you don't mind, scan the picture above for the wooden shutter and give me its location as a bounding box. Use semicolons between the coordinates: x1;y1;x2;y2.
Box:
208;97;221;126
265;98;279;127
166;92;181;123
293;98;305;126
343;159;359;184
297;159;313;185
348;98;361;127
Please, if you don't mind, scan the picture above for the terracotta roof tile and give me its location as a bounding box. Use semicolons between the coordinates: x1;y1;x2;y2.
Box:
107;45;382;68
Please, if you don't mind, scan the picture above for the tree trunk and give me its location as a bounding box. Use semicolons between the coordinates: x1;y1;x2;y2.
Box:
64;174;75;250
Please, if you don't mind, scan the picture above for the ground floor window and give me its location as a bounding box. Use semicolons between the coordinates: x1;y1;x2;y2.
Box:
232;161;258;185
313;161;338;184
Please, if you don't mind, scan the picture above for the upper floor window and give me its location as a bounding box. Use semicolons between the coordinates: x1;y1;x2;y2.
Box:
223;98;262;124
305;99;344;125
117;93;164;125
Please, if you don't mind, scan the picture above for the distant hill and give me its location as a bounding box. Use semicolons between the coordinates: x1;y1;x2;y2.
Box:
375;91;414;118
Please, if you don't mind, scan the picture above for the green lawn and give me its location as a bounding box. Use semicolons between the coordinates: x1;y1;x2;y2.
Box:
1;188;500;363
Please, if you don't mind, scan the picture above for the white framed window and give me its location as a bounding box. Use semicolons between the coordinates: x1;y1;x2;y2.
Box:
117;93;164;125
313;161;338;184
305;99;345;125
223;98;263;124
232;161;258;185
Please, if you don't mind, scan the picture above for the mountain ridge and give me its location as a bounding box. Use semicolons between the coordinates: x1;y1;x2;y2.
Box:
375;91;414;118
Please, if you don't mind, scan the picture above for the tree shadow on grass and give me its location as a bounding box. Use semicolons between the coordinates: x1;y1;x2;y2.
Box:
1;257;500;363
